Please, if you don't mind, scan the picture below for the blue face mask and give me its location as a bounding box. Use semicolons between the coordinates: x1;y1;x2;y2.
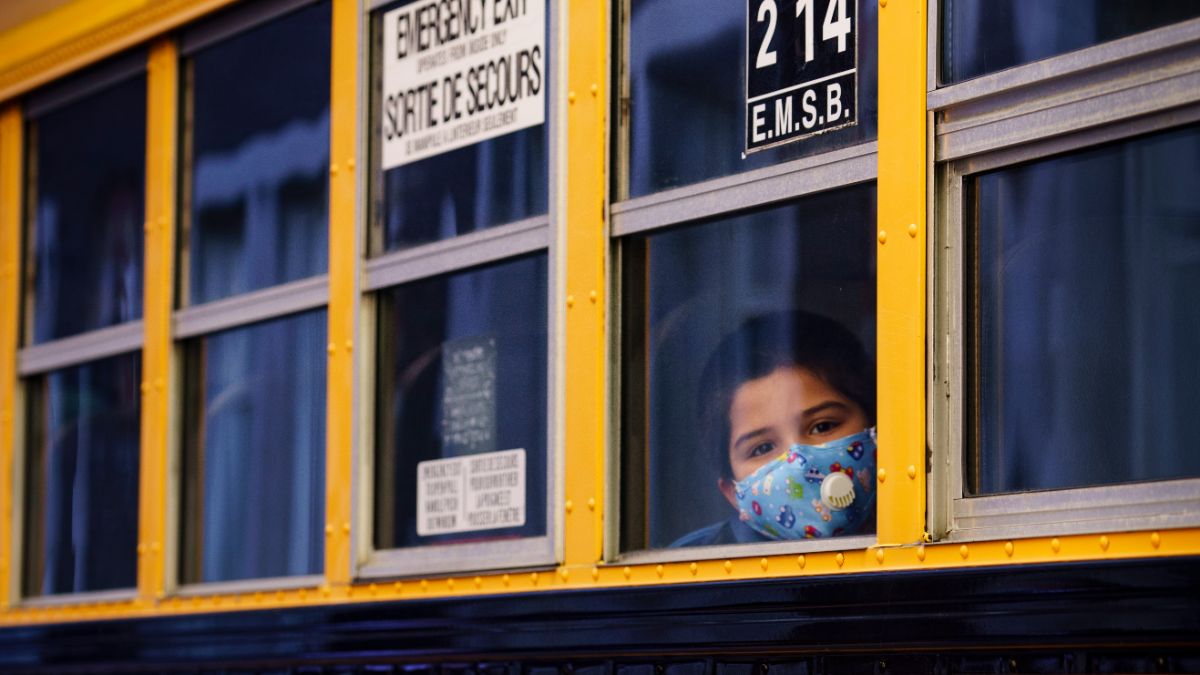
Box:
732;428;876;540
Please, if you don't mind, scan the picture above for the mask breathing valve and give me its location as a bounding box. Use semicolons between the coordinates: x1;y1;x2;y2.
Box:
820;472;856;511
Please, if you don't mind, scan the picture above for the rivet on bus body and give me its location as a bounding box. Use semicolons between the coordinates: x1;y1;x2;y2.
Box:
345;340;353;352
559;568;569;581
325;524;334;536
655;565;664;578
474;576;483;589
908;223;918;238
253;592;262;604
1099;535;1110;551
797;555;806;569
420;579;428;591
879;0;886;7
137;543;147;555
759;558;768;572
330;163;339;175
1051;538;1061;553
567;295;575;308
591;566;600;581
1004;541;1014;557
724;560;733;573
1151;532;1161;549
590;290;598;303
916;545;926;562
959;544;969;559
565;499;573;514
343;522;350;534
447;578;455;590
590;84;599;96
568;91;576;104
151;542;160;553
327;343;336;355
878;230;887;244
393;581;402;594
835;552;845;567
155;378;164;390
877;468;887;483
875;548;885;564
587;497;596;511
689;562;698;576
906;465;916;479
531;572;539;585
140;382;149;394
623;566;632;580
502;574;511;586
346;159;355;170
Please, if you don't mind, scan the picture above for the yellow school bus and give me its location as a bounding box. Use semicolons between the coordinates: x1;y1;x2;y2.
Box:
0;0;1196;671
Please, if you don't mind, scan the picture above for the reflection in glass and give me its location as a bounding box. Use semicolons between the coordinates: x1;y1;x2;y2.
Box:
187;1;330;305
373;2;549;252
941;0;1200;85
625;0;877;198
620;185;876;549
24;353;141;596
181;311;326;583
374;254;548;549
30;75;145;343
971;125;1200;494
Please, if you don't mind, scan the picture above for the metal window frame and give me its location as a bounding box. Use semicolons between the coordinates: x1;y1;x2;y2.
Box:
171;2;337;591
354;0;561;580
930;18;1200;541
606;0;881;562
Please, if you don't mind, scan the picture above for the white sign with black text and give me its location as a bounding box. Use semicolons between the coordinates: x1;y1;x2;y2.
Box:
381;0;545;168
746;0;857;152
416;448;526;536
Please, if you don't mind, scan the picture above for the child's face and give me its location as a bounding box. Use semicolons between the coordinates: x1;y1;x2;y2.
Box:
723;366;869;485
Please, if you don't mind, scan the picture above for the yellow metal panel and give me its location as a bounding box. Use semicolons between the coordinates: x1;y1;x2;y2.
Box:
138;39;177;604
0;527;1197;624
876;0;927;545
0;105;23;609
562;0;608;566
0;0;238;105
324;0;360;587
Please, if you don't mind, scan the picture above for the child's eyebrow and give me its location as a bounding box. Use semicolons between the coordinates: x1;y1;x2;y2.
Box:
732;427;772;450
797;401;850;420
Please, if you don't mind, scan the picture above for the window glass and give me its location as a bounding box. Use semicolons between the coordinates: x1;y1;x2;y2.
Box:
23;353;141;596
940;0;1200;85
969;125;1200;495
29;75;145;343
186;1;331;305
374;254;548;549
625;0;877;199
371;0;549;253
181;310;326;582
620;185;876;550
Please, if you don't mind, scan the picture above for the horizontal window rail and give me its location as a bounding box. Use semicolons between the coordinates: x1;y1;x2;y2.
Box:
174;275;329;339
610;142;877;237
18;321;144;376
363;216;549;291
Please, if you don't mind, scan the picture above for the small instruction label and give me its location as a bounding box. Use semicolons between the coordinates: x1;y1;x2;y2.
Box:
416;448;526;536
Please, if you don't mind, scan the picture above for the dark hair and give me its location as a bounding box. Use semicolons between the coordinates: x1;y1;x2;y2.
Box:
699;310;875;480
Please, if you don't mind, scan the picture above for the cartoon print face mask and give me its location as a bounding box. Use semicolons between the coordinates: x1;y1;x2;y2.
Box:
732;428;876;540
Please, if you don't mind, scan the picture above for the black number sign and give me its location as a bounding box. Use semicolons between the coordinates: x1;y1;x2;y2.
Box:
746;0;857;152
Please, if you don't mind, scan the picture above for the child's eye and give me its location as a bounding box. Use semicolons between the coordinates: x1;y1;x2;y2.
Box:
748;441;776;458
809;420;841;436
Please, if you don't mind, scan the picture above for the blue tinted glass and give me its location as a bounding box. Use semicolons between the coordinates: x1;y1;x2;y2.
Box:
188;1;331;305
972;125;1200;494
373;1;549;252
941;0;1200;85
626;0;877;198
374;254;548;548
25;353;140;596
30;75;145;343
183;310;326;582
621;185;876;549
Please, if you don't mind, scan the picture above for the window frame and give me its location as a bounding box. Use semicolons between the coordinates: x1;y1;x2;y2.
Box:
607;0;880;563
170;0;333;594
353;0;561;579
928;7;1200;542
15;52;149;605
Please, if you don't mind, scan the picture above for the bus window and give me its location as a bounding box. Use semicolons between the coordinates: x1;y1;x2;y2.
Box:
20;55;147;598
967;124;1200;495
939;0;1200;86
619;185;876;551
176;0;331;586
621;0;877;199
